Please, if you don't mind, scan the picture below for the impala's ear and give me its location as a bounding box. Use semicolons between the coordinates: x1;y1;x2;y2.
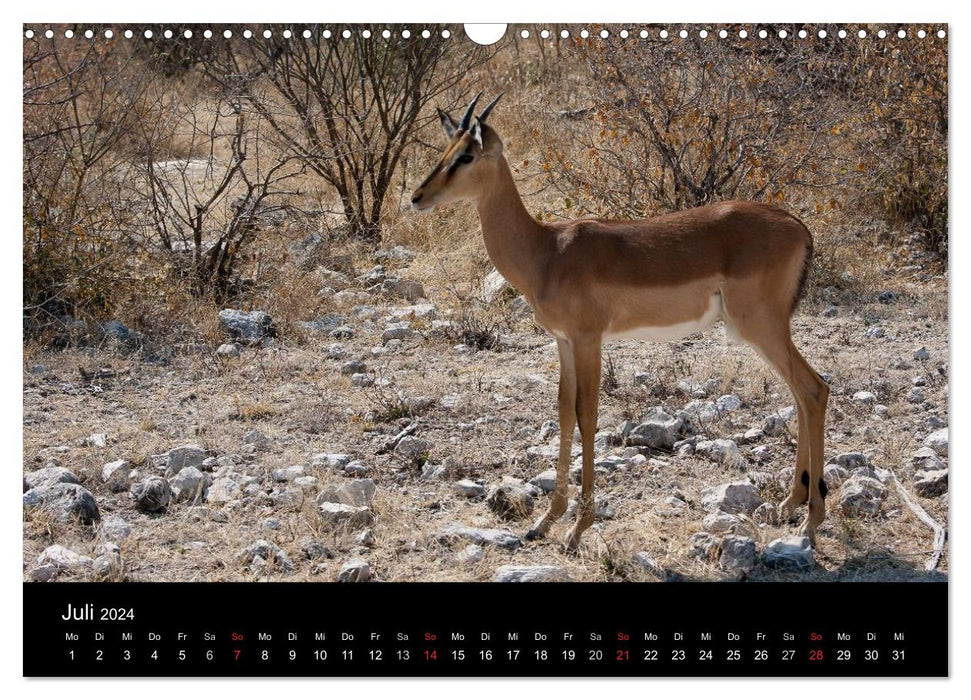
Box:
438;108;457;139
474;119;503;157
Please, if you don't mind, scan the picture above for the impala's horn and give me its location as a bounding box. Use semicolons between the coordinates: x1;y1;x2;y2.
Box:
459;92;482;131
478;92;504;123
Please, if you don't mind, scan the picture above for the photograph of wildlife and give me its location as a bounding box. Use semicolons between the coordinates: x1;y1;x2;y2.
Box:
23;24;948;584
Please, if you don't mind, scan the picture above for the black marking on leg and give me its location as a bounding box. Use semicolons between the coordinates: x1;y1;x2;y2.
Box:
525;529;540;541
800;470;810;487
818;478;828;500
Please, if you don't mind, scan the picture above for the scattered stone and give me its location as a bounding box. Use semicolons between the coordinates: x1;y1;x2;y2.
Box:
28;564;59;582
486;483;535;520
864;326;885;339
481;268;511;303
394;436;432;461
101;516;132;541
823;464;850;489
312;453;353;470
694;439;746;469
923;428;948;457
701;482;764;515
914;469;948;497
829;452;869;470
38;544;93;573
458;544;484;564
93;551;123;579
317;502;373;527
455;479;487;498
910;447;947;473
436;523;522;550
741;428;765;443
219;309;275;344
752;502;780;526
163;444;207;477
131;477;173;513
763;536;814;570
420;462;447;481
494;565;571;583
852;391;877;405
762;406;797;436
906;387;925;404
529;469;558;493
85;433;109;448
338;559;371;582
325;343;346;360
874;404;891;419
914;346;931;361
689;532;720;560
169;467;210;504
373;245;415;264
237;540;293;573
207;475;243;504
341;359;367;375
301;540;334;560
24;466;79;491
702;511;740;534
628;407;683;449
716;394;743;412
355;528;375;547
382;321;414;342
317;479;376;507
215;343;241;360
271;465;306;482
822;305;838;318
838;476;887;518
632;552;663;575
101;460;132;492
380;277;425;302
24;483;100;524
719;535;757;572
344;461;370;477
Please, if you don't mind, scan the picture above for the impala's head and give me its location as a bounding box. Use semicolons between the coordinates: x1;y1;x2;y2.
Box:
410;92;504;211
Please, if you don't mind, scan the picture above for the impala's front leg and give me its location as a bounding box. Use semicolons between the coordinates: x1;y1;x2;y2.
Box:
565;335;601;552
527;339;577;541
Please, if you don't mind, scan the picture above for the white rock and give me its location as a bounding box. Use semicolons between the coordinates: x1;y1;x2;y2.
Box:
838;476;887;517
923;428;948;457
101;460;132;492
38;544;93;572
763;536;814;570
317;479;376;507
455;479;487;498
701;482;764;515
494;565;571;582
318;502;373;527
337;559;371;582
24;466;79;491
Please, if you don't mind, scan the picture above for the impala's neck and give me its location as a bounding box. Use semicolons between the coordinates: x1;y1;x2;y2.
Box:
473;156;550;298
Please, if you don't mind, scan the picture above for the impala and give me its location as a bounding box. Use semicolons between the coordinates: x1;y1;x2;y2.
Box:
411;94;829;551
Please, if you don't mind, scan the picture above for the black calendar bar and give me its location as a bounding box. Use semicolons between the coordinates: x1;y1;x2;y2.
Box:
24;582;947;677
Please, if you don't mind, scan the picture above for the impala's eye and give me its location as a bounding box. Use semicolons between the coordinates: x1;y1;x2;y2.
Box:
457;153;474;165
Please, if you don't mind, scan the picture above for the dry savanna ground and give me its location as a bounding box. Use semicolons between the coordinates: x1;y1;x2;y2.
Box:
23;225;949;583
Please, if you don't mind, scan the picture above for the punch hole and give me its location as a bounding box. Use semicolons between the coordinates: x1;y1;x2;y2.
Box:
464;24;507;46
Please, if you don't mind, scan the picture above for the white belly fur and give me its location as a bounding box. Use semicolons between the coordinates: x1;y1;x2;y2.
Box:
603;293;722;343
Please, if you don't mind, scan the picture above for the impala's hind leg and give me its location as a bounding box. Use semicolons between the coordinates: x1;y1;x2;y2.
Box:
527;338;576;540
732;312;829;545
565;335;601;552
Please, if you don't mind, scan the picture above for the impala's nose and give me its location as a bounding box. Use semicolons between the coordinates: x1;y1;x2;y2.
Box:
411;192;423;205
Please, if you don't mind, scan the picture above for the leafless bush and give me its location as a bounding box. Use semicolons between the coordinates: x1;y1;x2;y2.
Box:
537;32;851;218
203;25;493;243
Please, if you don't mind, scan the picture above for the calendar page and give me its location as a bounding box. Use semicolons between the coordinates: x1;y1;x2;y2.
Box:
22;22;948;677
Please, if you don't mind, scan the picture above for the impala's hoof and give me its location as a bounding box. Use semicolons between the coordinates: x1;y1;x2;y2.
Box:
524;528;542;541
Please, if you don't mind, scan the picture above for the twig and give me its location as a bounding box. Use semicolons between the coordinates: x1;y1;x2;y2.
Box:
889;469;947;571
